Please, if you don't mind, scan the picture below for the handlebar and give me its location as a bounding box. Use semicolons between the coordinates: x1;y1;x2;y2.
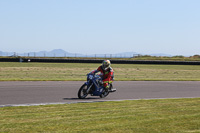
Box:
87;73;102;80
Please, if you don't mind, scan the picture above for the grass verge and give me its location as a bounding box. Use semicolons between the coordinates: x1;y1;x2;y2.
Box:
0;98;200;132
0;62;200;81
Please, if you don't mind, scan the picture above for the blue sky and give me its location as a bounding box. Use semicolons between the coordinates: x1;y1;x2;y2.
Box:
0;0;200;56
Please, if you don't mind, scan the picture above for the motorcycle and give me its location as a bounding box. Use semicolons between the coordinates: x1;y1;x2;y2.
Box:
78;74;116;99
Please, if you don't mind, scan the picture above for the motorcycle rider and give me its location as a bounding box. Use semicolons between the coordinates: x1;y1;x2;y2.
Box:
89;60;115;92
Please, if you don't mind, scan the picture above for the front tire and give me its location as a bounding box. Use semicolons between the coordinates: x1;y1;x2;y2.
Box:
78;84;88;99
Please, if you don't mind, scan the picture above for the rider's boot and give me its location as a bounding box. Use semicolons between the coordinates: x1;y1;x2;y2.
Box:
106;85;116;92
109;88;116;92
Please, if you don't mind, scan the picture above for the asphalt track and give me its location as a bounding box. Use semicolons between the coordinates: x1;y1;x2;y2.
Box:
0;81;200;107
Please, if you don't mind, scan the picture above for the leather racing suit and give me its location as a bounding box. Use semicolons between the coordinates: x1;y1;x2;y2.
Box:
90;65;114;89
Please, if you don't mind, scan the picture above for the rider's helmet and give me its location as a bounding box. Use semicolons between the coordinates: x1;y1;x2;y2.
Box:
102;60;111;70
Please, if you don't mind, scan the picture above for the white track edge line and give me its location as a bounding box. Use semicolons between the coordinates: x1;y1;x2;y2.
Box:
0;97;199;107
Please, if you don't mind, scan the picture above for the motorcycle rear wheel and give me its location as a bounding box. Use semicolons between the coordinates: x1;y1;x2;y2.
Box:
100;84;112;98
100;90;109;98
78;84;88;99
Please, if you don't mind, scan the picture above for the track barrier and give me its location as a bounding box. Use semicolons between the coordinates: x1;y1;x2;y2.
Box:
1;58;200;65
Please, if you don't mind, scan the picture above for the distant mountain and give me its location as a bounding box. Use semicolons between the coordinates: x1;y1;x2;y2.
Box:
0;49;80;57
50;49;67;55
116;52;173;57
0;49;173;57
25;49;83;57
43;49;74;57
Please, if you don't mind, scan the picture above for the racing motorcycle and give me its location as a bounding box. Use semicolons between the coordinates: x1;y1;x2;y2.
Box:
78;74;116;99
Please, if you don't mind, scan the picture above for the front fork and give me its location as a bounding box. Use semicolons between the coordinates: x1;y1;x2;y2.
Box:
86;82;93;94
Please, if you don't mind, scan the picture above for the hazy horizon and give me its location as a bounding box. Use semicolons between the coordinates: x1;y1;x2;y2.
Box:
0;48;196;57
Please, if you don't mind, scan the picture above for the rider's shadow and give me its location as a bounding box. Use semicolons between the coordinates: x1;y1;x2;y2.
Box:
63;97;100;100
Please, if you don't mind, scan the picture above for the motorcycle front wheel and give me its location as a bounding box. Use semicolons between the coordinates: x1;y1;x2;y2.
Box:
78;84;88;99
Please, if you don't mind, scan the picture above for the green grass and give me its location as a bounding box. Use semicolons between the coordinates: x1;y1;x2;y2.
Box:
0;98;200;132
1;62;200;132
0;62;200;81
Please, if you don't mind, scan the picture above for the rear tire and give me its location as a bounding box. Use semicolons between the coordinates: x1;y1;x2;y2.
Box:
100;84;112;98
100;90;109;98
78;84;88;99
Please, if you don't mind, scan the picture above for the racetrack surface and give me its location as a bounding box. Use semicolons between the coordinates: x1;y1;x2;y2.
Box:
0;81;200;107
